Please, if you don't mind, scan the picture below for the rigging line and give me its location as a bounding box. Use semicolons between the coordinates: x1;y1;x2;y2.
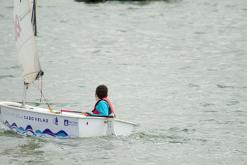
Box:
40;75;43;102
38;76;42;103
32;81;53;113
22;83;28;106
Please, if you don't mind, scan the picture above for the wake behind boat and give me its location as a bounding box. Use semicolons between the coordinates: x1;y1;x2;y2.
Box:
0;0;136;138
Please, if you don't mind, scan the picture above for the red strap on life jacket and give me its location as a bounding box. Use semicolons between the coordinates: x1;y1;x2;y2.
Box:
92;100;101;114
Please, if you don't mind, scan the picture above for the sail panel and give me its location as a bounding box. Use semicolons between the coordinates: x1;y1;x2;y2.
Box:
14;0;42;84
18;38;41;83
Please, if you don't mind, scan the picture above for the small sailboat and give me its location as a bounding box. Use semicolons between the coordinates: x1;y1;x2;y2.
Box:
0;0;136;138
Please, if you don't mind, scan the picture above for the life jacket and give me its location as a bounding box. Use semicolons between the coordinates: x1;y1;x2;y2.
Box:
92;97;115;117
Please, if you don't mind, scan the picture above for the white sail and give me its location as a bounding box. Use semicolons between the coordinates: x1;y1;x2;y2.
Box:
14;0;42;84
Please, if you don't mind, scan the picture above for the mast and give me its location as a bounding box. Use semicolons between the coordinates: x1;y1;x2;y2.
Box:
31;0;37;36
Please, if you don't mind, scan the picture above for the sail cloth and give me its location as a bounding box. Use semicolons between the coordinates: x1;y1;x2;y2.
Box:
14;0;43;84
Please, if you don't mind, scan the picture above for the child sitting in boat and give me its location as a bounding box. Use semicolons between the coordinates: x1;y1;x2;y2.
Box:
86;85;115;117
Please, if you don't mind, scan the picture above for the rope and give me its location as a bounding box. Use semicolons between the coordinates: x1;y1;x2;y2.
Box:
33;80;54;113
22;83;28;106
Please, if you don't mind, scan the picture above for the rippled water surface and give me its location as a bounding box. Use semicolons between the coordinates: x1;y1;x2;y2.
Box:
0;0;247;164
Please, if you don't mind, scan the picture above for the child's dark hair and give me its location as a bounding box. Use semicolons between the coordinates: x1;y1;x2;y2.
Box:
95;85;108;99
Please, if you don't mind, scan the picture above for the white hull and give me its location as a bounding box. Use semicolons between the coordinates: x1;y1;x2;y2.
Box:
0;102;136;138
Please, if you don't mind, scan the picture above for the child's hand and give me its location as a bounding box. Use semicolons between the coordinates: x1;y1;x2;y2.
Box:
82;112;90;116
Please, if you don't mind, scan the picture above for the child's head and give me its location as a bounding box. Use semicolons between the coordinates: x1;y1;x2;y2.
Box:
95;85;108;99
